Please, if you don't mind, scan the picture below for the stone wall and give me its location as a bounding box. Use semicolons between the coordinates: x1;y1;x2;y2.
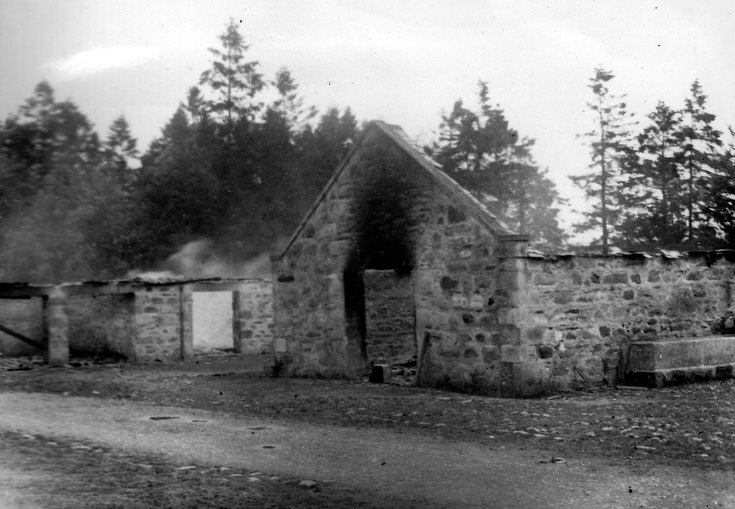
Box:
66;294;135;359
410;203;505;393
363;269;415;364
516;253;735;390
0;297;44;357
273;134;404;377
234;280;273;355
0;279;274;364
132;286;183;361
270;124;735;396
272;127;507;387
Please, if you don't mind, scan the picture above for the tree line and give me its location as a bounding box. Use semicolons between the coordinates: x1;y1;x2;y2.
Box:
0;20;731;283
572;68;735;253
0;20;359;282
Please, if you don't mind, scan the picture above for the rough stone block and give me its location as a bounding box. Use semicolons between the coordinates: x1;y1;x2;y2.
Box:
628;336;735;372
537;344;554;359
482;346;499;363
602;273;628;285
501;345;530;363
533;273;556;286
510;361;551;397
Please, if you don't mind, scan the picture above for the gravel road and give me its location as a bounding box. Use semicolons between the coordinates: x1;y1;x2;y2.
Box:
1;391;734;508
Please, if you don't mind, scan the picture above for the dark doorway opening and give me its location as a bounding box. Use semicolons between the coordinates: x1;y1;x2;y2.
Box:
343;270;367;360
344;269;416;382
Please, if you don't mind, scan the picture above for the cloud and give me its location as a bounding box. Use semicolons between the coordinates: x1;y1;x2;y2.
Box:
43;45;164;81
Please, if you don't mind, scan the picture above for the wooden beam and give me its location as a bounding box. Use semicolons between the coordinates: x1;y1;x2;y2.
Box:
188;282;247;292
0;323;45;350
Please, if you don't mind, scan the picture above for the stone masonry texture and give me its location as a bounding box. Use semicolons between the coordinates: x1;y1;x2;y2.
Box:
363;269;415;365
67;294;135;359
272;126;518;393
234;280;274;355
133;286;183;361
271;123;735;397
0;297;44;356
523;253;735;391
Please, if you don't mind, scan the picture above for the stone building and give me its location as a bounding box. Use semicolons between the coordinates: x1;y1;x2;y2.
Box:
0;277;273;364
271;121;735;396
271;121;534;394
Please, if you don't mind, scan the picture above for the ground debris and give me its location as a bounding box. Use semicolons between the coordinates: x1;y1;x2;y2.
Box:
539;456;567;464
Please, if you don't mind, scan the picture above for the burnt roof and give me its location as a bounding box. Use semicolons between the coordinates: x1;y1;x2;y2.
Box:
0;276;271;298
273;120;513;260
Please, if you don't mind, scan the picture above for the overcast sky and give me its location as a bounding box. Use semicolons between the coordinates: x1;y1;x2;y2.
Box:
1;0;733;238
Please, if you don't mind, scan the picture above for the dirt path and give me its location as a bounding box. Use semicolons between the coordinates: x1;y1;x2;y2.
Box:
0;392;733;508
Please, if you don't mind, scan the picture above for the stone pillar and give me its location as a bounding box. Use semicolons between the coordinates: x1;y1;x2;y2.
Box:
180;285;194;360
498;234;530;259
232;290;243;354
496;234;530;324
496;235;549;396
45;288;69;366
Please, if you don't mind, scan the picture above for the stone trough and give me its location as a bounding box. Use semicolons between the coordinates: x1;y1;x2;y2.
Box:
626;336;735;387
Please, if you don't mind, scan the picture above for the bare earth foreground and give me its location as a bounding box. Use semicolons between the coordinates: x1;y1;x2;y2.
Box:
0;355;734;508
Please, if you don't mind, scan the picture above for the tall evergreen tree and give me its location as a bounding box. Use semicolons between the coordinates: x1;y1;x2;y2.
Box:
199;18;264;133
676;80;723;247
704;128;735;247
271;67;317;133
570;68;635;254
431;81;566;249
619;102;685;247
298;107;358;187
134;107;224;267
103;116;139;173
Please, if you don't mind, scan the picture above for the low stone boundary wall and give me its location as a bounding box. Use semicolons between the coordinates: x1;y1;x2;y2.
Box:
515;252;735;391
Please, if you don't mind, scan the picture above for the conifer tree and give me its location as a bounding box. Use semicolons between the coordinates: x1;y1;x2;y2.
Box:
676;80;723;247
571;68;635;253
199;18;264;132
619;102;684;247
704;128;735;247
431;81;566;249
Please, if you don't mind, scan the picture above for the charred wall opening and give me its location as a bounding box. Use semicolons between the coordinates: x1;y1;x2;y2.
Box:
344;144;418;375
346;146;417;274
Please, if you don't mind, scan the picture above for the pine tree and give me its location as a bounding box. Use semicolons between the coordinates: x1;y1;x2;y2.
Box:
199;18;264;132
570;68;635;254
103;116;138;173
134;107;225;267
296;107;359;200
619;102;685;247
431;81;566;249
704;128;735;247
676;80;723;247
270;67;317;134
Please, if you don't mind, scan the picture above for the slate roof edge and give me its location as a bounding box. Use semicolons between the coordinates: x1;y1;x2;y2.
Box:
522;249;735;262
0;277;272;289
